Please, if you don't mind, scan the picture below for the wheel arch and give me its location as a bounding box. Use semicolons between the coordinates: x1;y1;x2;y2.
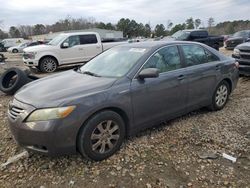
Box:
222;78;232;94
38;55;59;67
76;106;131;149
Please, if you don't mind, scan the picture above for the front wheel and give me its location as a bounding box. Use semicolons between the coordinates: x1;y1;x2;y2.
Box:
209;81;230;111
77;111;125;161
39;57;58;73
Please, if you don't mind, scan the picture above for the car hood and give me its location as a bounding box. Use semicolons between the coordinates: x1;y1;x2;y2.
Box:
24;44;57;53
161;36;176;41
236;42;250;49
227;37;244;42
15;70;117;108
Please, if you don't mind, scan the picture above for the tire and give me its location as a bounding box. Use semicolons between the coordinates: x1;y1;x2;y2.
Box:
12;49;18;53
28;66;40;73
77;110;126;161
213;44;219;51
0;68;29;95
39;57;58;73
0;54;4;62
209;81;230;111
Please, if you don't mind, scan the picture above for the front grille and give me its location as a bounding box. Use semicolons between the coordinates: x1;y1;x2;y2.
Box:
8;106;25;120
23;54;29;59
241;54;250;60
240;49;250;53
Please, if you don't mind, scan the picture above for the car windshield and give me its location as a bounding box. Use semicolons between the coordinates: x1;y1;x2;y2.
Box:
80;47;148;78
48;34;67;45
233;31;248;38
172;31;190;40
19;43;27;47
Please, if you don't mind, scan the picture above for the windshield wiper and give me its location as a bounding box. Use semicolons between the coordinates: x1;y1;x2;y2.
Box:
82;71;101;77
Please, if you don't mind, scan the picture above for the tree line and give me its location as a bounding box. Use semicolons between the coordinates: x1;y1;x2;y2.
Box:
0;17;250;40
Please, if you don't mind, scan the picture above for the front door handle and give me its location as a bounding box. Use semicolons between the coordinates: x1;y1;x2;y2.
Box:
177;75;185;80
215;65;221;70
79;48;83;50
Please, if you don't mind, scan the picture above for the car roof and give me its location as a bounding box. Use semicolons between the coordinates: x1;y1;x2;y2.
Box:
60;32;99;36
235;30;250;33
182;29;207;32
119;41;205;49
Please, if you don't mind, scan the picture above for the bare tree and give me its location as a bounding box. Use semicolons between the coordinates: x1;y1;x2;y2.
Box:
207;17;215;29
194;19;201;29
167;20;173;30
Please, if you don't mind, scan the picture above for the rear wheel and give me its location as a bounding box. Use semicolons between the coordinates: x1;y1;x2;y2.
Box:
209;81;230;111
12;49;18;53
39;57;58;73
77;110;125;161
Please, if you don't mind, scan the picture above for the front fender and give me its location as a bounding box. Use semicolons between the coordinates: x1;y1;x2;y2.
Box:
37;52;60;64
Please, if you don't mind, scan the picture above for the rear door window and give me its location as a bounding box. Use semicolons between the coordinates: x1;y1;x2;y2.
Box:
80;35;98;45
181;44;208;66
205;49;220;62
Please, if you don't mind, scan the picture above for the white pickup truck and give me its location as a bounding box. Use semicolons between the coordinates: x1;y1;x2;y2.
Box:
23;32;127;72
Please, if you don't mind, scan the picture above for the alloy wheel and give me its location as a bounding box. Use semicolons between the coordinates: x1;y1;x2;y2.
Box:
90;120;120;154
42;59;57;72
215;85;228;107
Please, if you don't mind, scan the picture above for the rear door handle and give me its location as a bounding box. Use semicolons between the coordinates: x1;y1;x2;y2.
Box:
79;48;83;50
215;65;221;70
177;75;185;80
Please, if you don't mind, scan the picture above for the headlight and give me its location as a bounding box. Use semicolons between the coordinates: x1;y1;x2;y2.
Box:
26;106;76;122
233;49;240;56
24;52;37;59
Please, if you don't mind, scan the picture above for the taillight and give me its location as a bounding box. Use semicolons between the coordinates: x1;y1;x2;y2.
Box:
234;61;239;68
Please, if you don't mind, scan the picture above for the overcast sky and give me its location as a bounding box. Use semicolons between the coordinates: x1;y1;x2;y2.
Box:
0;0;250;31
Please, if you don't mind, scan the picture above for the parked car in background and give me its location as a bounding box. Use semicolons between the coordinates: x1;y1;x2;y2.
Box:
8;42;30;53
8;41;239;161
27;41;45;47
225;30;250;50
0;38;25;51
222;35;231;42
0;42;4;52
163;29;224;50
23;32;128;73
8;41;45;53
232;42;250;76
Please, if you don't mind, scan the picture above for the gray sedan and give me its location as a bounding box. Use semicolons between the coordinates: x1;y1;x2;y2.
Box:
8;41;239;161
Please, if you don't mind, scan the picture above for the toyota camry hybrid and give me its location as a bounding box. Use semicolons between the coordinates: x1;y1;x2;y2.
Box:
7;41;239;161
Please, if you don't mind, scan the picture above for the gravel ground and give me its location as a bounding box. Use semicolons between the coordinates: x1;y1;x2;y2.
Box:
0;49;249;188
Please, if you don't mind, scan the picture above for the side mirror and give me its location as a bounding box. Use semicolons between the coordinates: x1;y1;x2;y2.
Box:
138;68;159;79
61;42;69;48
246;38;250;42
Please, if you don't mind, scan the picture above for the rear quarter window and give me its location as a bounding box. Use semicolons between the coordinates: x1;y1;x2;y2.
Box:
205;49;220;62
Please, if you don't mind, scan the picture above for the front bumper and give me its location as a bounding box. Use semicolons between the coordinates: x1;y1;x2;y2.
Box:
23;58;39;67
7;98;79;156
232;55;250;76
